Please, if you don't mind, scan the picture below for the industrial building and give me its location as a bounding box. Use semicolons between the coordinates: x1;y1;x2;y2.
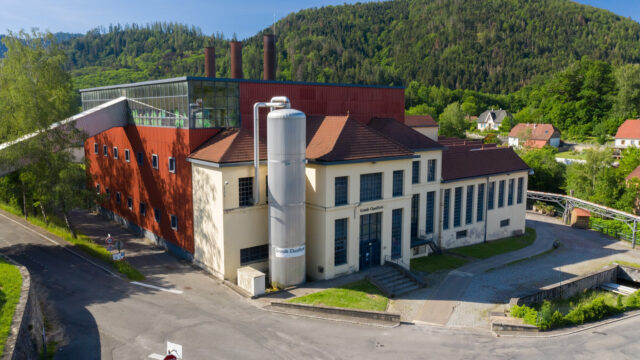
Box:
78;36;530;286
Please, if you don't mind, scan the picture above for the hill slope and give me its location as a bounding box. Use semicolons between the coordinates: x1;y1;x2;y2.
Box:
14;0;640;92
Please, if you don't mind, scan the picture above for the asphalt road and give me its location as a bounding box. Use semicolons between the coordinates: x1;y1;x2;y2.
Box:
1;211;640;359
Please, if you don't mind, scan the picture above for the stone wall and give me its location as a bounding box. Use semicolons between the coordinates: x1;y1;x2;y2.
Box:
2;257;44;360
511;264;619;306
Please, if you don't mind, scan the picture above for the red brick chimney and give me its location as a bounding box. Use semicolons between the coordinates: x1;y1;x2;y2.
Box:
205;46;215;78
230;41;243;79
263;34;276;80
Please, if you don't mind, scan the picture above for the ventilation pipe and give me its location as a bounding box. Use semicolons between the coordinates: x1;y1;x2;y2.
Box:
204;46;216;78
253;96;291;205
263;34;276;80
230;41;243;79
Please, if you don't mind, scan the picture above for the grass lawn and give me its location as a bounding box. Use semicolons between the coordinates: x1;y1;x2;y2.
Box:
287;280;388;311
555;152;586;160
449;227;536;259
0;259;22;355
410;254;469;273
0;203;144;281
611;260;640;269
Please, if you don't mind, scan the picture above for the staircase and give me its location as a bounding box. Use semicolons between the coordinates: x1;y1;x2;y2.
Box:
368;262;425;298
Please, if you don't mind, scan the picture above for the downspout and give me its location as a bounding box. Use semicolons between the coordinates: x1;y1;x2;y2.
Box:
483;176;490;243
253;96;291;205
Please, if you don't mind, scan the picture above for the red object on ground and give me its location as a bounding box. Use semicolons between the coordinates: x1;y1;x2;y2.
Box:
163;355;177;360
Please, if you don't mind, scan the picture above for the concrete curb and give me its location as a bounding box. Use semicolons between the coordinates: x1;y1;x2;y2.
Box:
493;310;640;338
270;301;401;324
265;303;400;328
1;255;44;360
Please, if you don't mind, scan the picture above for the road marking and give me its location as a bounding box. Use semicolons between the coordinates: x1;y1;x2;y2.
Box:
131;281;184;294
148;354;165;360
0;211;119;278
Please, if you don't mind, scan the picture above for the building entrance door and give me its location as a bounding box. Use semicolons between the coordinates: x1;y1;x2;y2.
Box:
359;212;382;270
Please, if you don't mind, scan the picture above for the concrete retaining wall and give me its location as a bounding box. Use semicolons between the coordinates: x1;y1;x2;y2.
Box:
511;264;619;306
270;301;400;323
617;265;640;283
2;257;44;360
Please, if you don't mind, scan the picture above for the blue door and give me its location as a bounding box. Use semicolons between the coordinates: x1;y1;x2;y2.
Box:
359;212;382;270
391;209;402;259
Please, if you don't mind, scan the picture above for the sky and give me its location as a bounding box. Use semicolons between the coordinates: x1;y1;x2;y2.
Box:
0;0;639;39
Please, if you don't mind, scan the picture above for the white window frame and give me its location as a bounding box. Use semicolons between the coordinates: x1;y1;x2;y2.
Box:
170;214;178;230
125;149;130;162
168;157;176;173
152;154;159;169
113;147;119;159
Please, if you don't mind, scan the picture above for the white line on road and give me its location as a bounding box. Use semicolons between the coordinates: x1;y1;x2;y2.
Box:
131;281;184;294
0;211;119;277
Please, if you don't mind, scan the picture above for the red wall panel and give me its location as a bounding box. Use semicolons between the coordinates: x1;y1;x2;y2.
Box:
85;126;219;253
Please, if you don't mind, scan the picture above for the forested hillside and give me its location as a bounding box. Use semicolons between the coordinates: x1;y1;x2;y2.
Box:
5;0;638;93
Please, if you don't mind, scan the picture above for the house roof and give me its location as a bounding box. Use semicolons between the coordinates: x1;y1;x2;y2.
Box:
477;109;512;124
367;117;444;151
509;123;560;141
615;119;640;139
441;146;530;182
437;136;484;147
572;208;591;217
189;115;414;164
625;164;640;181
404;115;438;127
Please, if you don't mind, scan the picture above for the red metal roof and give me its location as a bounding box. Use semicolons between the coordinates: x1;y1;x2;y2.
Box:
616;119;640;139
366;117;443;151
189;115;414;164
405;115;437;127
509;123;560;141
572;208;591;217
441;147;530;181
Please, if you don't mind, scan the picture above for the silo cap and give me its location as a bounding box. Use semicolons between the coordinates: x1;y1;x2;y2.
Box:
268;108;306;120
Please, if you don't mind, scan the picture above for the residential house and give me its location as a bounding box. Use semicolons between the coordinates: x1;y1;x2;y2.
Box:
477;109;512;131
508;123;561;148
615;119;640;149
405;115;438;141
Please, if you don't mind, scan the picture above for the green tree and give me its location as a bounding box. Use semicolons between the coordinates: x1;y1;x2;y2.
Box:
518;147;566;193
564;148;622;207
438;102;468;138
406;103;437;117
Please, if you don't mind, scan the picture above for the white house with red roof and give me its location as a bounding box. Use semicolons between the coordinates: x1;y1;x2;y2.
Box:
615;119;640;149
508;123;561;148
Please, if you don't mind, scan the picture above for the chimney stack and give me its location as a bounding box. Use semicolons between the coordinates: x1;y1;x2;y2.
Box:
205;46;216;78
230;41;243;79
263;34;276;80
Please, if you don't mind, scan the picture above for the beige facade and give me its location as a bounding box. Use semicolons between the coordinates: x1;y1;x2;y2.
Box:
412;127;438;142
439;172;528;249
190;154;528;284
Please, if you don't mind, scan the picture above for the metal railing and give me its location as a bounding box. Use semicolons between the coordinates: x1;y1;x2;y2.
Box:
527;190;640;248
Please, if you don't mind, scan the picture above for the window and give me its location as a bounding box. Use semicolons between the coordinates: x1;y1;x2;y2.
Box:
113;147;119;159
508;178;514;206
168;157;176;173
127;197;133;210
140;202;146;216
106;188;110;199
152;154;158;169
466;185;474;225
125;149;130;162
240;244;269;265
170;214;178;230
137;152;143;165
477;183;485;222
488;181;495;210
116;192;121;205
411;194;419;238
392;170;403;197
360;173;382;202
498;180;505;208
239;177;254;206
517;177;524;204
154;208;161;223
94;143;98;154
412;161;420;184
334;218;348;266
391;209;403;259
426;191;435;234
103;145;108;157
96;184;100;194
443;189;451;230
427;159;437;182
454;187;462;228
334;176;348;206
500;219;510;227
456;230;467;239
